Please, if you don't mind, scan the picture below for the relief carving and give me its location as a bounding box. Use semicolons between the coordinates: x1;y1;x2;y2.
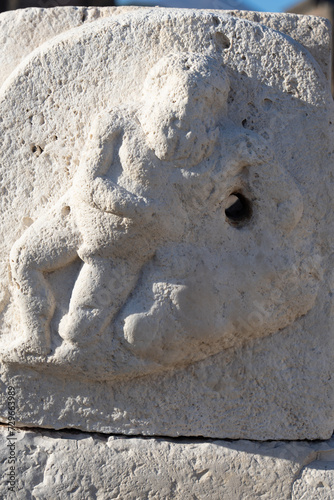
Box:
0;8;332;440
3;52;318;374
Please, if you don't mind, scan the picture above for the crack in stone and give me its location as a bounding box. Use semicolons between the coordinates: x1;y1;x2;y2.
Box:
1;422;333;447
0;422;231;443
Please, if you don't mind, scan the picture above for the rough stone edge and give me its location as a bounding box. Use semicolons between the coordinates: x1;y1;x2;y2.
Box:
224;10;332;82
0;6;331;87
0;425;333;499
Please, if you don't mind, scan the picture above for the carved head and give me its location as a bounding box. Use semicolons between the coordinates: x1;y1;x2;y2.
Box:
139;52;230;167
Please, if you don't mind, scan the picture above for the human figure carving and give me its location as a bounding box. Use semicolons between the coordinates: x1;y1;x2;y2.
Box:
4;50;317;373
6;52;230;359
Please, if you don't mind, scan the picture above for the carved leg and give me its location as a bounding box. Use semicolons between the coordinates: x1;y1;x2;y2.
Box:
59;255;144;347
6;197;80;358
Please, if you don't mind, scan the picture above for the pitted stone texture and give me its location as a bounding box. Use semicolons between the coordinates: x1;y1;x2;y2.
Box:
293;458;334;499
226;10;332;82
0;6;140;87
0;7;330;88
0;8;333;440
0;428;333;499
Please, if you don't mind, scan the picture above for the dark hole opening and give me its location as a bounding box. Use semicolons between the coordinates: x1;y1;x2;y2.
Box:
225;193;252;226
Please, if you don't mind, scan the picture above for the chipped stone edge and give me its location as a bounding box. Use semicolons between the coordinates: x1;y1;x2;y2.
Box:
0;6;331;83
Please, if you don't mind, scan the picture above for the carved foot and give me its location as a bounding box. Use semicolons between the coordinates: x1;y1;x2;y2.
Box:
0;336;50;364
59;308;109;347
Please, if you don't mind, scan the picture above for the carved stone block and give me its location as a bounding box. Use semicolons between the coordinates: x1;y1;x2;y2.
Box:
1;427;334;499
0;7;333;440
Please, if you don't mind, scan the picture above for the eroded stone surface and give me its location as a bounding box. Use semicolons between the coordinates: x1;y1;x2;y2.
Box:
0;7;330;89
0;427;333;499
0;6;140;87
0;8;333;439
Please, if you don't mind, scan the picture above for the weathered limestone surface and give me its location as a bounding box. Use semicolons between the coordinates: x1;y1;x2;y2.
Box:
0;6;331;88
0;7;333;442
0;427;334;499
1;6;334;499
0;6;139;87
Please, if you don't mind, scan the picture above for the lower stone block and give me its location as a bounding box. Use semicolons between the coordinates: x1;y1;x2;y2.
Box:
0;427;333;499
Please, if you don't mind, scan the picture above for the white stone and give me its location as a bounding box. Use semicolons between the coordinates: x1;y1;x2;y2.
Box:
0;7;330;88
0;427;333;499
0;6;140;88
0;8;333;440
